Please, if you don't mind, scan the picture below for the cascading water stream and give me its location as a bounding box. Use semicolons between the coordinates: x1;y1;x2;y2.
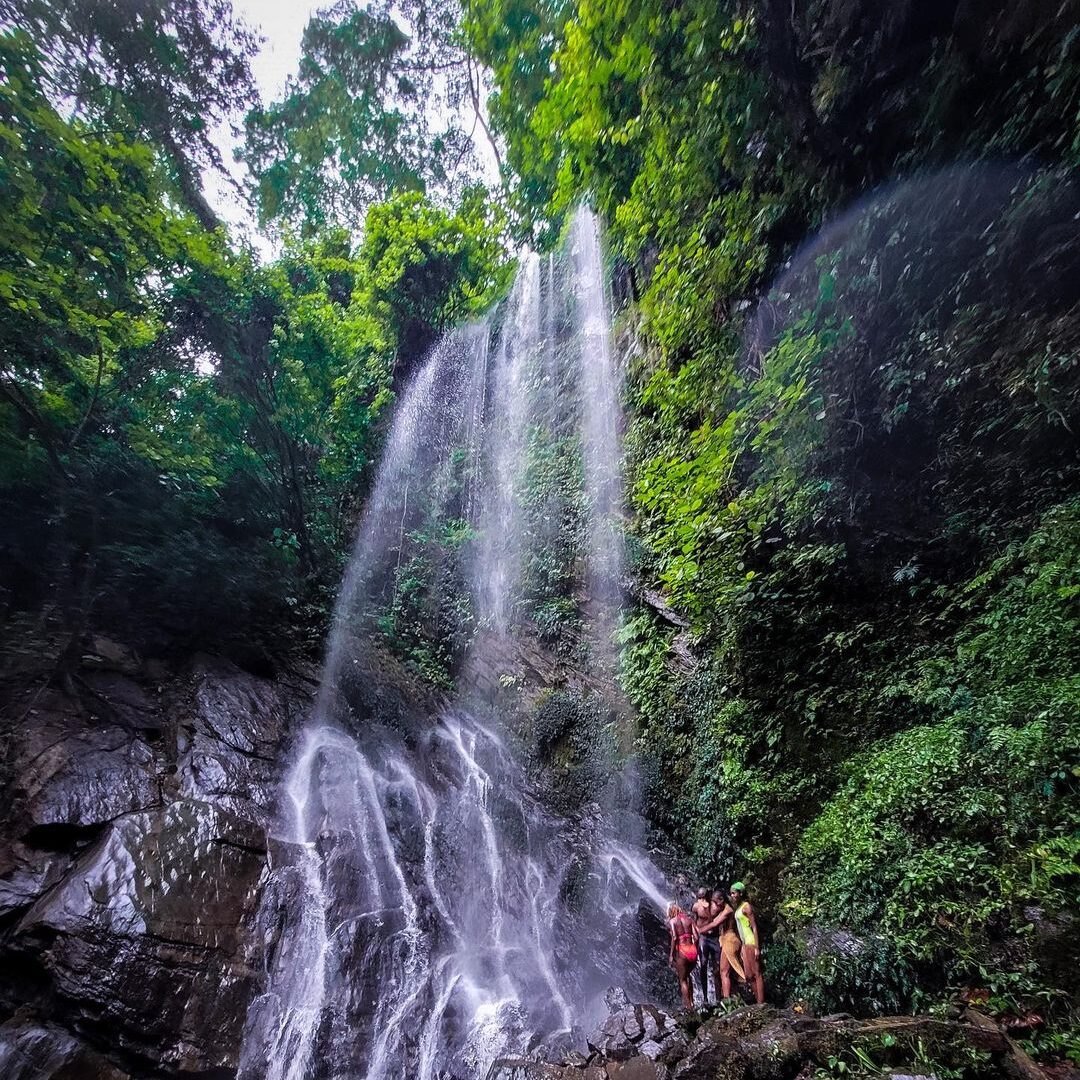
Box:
240;207;670;1080
474;254;540;635
571;209;625;673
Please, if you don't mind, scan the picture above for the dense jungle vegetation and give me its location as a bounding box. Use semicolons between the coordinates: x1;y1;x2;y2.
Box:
0;0;1077;1064
0;1;511;670
461;0;1080;1050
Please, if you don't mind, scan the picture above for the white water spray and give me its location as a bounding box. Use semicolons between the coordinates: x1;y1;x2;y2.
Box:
240;208;670;1080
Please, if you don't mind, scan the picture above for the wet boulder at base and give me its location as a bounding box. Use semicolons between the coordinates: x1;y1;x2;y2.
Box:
0;1014;131;1080
586;998;685;1064
0;650;311;1076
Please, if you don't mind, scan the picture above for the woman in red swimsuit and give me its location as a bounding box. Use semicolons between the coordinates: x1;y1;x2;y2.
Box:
667;902;699;1011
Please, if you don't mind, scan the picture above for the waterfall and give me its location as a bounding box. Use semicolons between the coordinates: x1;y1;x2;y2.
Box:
240;207;669;1080
571;208;625;674
473;254;541;636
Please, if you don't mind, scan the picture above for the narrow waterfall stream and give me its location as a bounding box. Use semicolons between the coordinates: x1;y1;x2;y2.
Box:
239;207;671;1080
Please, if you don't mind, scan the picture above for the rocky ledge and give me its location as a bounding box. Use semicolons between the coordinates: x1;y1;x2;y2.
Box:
490;994;1061;1080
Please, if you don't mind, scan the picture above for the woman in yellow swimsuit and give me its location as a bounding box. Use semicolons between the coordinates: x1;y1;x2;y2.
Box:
730;882;765;1004
666;902;699;1011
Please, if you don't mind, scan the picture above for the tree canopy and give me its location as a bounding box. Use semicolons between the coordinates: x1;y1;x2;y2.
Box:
241;0;498;233
0;0;259;227
0;23;510;668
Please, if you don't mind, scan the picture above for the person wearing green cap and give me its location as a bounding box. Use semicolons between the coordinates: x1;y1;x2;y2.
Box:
730;881;765;1004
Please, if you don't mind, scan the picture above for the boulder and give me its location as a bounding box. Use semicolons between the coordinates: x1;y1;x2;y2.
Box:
0;1015;130;1080
496;1003;1049;1080
588;1003;678;1063
11;712;160;833
83;637;140;677
606;1058;671;1080
176;657;295;826
0;656;308;1077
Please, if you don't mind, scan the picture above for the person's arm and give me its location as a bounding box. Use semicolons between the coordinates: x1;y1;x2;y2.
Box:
701;904;731;934
668;920;676;964
746;903;760;946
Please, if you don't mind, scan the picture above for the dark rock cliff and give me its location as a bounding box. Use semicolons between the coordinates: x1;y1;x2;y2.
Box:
0;641;315;1078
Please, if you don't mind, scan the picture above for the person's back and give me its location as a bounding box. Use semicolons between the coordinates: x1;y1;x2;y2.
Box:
666;903;698;1011
672;910;697;955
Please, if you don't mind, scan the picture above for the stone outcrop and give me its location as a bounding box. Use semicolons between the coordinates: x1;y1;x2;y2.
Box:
0;644;313;1077
489;999;1062;1080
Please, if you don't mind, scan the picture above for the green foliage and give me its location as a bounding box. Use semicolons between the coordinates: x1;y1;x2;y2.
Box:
631;268;852;625
1023;1024;1080;1069
459;1;1080;1035
6;0;1080;1048
518;421;585;647
378;517;478;688
620;496;1080;1018
241;0;486;232
529;687;618;811
808;1029;992;1080
460;0;572;247
357;189;514;357
0;30;191;477
785;503;1080;993
0;31;511;664
1;0;258;227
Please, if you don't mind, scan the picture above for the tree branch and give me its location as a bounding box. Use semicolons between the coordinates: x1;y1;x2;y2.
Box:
0;376;72;484
69;343;106;450
467;58;504;175
156;127;222;232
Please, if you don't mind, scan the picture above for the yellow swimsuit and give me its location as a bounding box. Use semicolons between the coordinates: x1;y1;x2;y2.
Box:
735;902;756;947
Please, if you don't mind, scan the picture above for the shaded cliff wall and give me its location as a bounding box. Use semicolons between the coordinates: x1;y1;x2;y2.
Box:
0;642;314;1078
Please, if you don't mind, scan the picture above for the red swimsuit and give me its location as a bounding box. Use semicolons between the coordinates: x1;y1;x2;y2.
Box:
672;917;698;962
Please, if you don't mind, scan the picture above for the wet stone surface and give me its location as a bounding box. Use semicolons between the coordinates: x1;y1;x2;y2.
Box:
0;1014;131;1080
490;1003;1051;1080
587;1002;680;1063
0;648;310;1077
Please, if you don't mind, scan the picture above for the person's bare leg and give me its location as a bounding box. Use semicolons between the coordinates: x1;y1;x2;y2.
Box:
744;946;765;1004
682;972;695;1010
676;958;695;1010
719;951;731;998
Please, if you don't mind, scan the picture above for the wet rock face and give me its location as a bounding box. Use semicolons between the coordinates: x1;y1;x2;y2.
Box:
587;1001;684;1064
0;1015;131;1079
0;648;310;1077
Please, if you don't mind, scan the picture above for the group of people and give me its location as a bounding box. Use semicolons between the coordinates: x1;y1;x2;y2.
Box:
666;881;765;1011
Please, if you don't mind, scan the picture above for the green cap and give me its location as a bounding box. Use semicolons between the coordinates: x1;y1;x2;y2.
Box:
731;881;746;892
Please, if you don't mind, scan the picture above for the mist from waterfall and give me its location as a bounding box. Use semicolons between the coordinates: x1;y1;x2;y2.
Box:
473;254;540;636
571;209;625;674
239;207;669;1080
